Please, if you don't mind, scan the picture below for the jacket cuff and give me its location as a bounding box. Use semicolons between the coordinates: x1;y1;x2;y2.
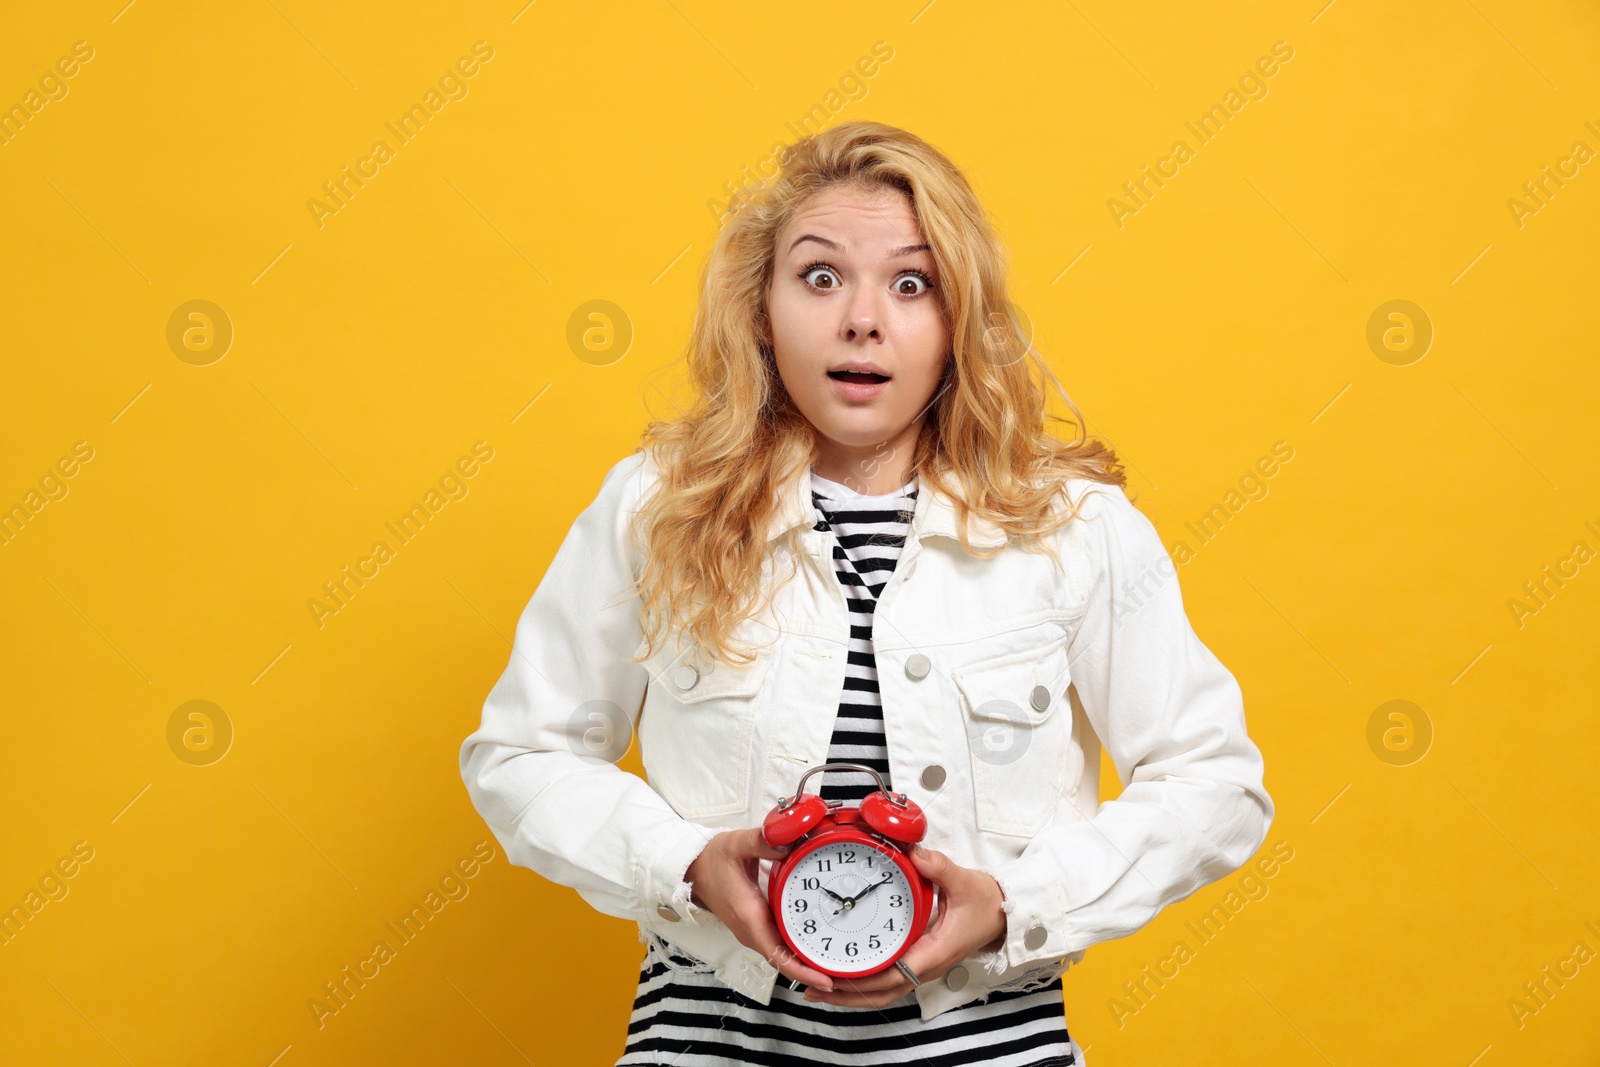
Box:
977;853;1073;969
638;820;723;928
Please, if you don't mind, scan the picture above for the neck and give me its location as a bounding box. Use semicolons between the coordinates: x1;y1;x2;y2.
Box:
812;423;921;495
814;467;914;495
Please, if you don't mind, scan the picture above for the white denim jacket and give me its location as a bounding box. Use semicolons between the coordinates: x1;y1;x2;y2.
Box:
459;447;1273;1021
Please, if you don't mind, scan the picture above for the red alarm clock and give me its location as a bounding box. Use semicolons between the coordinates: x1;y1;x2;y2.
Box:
762;762;935;979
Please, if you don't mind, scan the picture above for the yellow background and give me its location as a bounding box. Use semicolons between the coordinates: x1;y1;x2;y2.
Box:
2;1;1597;1063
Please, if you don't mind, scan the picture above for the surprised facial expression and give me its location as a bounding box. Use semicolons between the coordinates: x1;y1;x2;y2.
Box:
767;184;951;475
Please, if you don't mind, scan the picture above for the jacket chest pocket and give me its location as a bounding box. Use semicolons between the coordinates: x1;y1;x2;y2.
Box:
636;638;775;820
953;641;1079;837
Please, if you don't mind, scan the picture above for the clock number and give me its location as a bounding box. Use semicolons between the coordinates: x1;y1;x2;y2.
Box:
880;870;892;882
803;919;816;934
791;898;808;912
869;935;880;949
802;877;819;890
821;937;832;951
841;849;856;863
845;941;858;957
889;894;903;908
885;918;896;930
816;859;832;872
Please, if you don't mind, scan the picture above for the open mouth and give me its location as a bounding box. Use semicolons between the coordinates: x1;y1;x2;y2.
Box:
827;371;891;384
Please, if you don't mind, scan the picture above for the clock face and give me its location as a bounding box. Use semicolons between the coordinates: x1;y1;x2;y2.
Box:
777;838;916;974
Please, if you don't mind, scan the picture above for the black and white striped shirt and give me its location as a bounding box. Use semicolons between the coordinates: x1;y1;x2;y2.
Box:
811;470;917;808
616;471;1082;1066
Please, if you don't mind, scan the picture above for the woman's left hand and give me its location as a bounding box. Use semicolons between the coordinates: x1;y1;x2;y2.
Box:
804;844;1007;1008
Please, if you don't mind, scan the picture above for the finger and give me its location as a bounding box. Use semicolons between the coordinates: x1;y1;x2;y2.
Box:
806;944;955;1005
767;941;838;993
807;979;913;1008
894;946;955;984
693;829;745;877
719;826;789;862
825;970;908;995
909;843;953;885
726;843;774;898
714;832;828;989
748;828;794;862
917;885;948;938
709;828;758;863
732;897;836;992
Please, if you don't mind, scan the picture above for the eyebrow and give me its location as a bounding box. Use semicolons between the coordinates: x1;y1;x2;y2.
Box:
786;234;932;259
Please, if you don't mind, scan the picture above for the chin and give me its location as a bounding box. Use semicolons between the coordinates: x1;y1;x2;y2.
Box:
821;424;902;448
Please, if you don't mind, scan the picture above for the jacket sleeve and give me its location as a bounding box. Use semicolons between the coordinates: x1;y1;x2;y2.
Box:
980;481;1274;968
458;450;723;926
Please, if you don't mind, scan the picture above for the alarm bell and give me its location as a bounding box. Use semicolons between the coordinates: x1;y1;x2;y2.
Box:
762;762;928;849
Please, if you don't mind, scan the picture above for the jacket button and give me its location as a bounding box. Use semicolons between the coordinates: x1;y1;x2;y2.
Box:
944;964;968;990
1024;924;1048;950
920;765;946;790
1030;684;1051;711
906;653;931;680
672;666;699;691
656;903;681;922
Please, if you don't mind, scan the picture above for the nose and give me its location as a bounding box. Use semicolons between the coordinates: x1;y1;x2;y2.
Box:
841;284;883;343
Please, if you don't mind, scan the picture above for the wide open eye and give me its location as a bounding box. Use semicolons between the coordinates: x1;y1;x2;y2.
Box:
893;271;934;297
800;263;840;290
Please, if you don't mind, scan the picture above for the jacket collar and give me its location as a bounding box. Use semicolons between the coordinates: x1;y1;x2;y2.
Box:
762;463;1008;549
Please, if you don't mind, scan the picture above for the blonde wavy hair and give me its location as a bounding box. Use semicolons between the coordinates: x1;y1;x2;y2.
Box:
629;120;1125;669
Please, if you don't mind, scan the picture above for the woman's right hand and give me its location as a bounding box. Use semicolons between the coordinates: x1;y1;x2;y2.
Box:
684;828;836;993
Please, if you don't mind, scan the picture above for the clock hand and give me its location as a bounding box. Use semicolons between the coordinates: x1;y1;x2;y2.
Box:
847;880;887;905
840;871;895;907
824;885;871;919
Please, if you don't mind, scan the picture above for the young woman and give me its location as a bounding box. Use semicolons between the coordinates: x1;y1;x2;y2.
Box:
460;121;1273;1065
